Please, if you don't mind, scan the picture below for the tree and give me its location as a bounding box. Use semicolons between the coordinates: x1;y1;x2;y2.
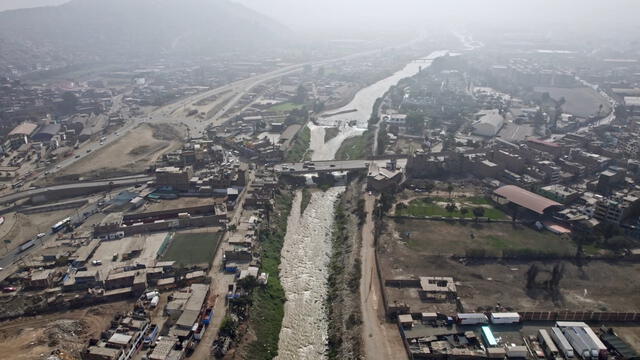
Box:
405;113;425;134
597;222;621;240
445;203;457;217
605;235;636;251
614;104;628;120
423;181;435;194
472;207;485;221
446;183;454;199
58;91;78;114
292;85;308;104
460;207;469;217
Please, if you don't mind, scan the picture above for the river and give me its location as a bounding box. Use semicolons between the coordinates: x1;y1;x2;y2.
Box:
276;50;449;360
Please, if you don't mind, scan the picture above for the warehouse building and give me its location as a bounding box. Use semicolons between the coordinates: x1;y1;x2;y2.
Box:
472;109;504;137
493;185;562;217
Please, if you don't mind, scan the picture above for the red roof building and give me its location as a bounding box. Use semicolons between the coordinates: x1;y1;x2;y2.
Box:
493;185;562;215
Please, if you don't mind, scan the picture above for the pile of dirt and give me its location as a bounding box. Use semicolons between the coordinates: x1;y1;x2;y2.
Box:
128;145;151;156
42;320;88;353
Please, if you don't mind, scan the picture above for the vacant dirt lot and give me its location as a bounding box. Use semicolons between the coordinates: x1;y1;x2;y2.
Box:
534;86;611;118
58;123;182;180
378;218;640;312
0;300;133;360
386;218;575;257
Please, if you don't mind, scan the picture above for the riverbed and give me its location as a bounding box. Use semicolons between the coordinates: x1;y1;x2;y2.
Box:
276;50;448;359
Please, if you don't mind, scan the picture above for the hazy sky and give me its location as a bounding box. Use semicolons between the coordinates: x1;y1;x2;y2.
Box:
0;0;67;11
235;0;640;34
1;0;639;36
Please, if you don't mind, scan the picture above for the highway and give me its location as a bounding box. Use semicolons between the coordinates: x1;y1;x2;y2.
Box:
0;175;152;205
0;198;102;282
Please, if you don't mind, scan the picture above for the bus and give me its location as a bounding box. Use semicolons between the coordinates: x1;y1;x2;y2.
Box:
51;217;71;233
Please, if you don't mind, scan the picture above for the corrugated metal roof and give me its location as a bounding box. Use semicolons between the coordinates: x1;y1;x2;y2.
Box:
494;185;562;214
8;122;38;136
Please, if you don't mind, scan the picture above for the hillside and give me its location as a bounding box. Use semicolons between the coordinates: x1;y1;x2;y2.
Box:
0;0;289;75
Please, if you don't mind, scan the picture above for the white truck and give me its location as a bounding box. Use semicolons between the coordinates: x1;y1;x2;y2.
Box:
456;313;489;325
490;312;521;324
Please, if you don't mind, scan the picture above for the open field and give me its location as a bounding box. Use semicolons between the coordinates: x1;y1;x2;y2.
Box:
379;219;640;312
534;86;611;118
386;218;574;257
0;300;133;360
161;231;221;267
268;102;303;113
56;123;182;181
396;196;507;220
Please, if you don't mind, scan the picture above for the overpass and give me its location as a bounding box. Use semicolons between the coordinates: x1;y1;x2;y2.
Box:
0;175;153;205
274;160;371;174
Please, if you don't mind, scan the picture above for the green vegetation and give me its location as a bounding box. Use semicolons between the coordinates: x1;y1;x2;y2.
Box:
285;125;311;162
326;196;362;359
161;232;220;266
301;188;312;214
397;219;575;257
246;192;293;360
397;197;506;220
335;131;373;160
324;127;340;143
269;102;303;113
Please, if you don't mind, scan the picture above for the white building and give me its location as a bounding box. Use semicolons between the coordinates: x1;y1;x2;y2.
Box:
472;109;504;137
383;113;408;126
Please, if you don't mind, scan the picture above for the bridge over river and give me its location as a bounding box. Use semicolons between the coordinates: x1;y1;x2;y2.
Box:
274;158;407;175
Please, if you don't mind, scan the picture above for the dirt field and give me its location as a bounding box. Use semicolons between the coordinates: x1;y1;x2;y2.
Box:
386;218;575;257
0;209;76;256
161;229;221;267
0;300;133;360
534;86;611;118
615;325;640;353
57;123;182;180
379;219;640;312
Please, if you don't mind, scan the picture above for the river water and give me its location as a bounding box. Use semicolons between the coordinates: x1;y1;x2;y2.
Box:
276;50;449;360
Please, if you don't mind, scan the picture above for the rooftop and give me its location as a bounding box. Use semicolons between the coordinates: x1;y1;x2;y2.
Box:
8;122;38;136
494;185;562;214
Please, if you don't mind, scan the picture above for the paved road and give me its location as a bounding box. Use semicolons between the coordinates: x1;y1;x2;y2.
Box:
0;197;103;281
190;169;255;360
0;175;152;205
274;159;372;174
360;193;408;360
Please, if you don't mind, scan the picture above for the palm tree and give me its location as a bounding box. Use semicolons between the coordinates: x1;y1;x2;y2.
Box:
446;183;454;200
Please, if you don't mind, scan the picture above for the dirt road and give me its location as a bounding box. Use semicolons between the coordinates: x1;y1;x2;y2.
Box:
189;170;254;360
360;193;408;360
